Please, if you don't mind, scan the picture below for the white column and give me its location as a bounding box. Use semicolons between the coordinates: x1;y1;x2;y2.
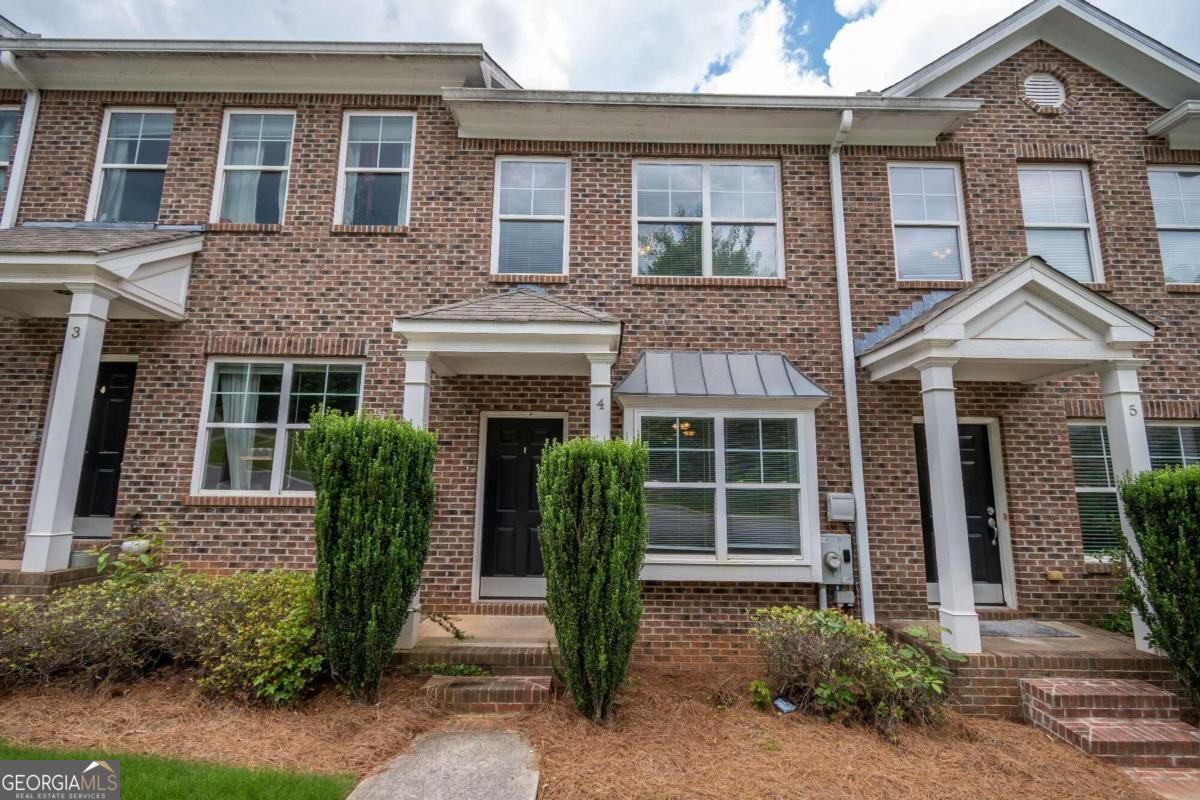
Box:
23;286;113;572
587;354;615;440
1099;363;1154;653
401;350;431;429
918;359;981;654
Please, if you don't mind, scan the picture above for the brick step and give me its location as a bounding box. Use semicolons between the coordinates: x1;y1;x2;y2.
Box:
423;675;551;713
393;644;556;676
1021;678;1181;719
1039;716;1200;768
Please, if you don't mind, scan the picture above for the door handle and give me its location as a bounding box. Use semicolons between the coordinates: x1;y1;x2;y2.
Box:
987;516;998;545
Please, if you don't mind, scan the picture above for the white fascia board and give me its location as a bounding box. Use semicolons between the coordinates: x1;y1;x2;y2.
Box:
614;394;826;412
95;236;204;278
394;318;620;339
1148;100;1200;149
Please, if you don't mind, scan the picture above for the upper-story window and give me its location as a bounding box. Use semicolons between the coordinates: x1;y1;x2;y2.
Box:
888;163;970;281
492;157;570;275
87;109;174;223
212;110;295;225
1018;165;1102;283
334;112;415;227
1148;167;1200;284
0;107;18;197
634;161;782;279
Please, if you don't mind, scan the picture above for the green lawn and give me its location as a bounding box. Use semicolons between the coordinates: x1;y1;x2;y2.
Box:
0;740;357;800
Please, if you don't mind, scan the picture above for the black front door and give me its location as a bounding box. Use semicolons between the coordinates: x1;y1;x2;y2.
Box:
914;423;1004;604
74;361;138;528
480;417;563;598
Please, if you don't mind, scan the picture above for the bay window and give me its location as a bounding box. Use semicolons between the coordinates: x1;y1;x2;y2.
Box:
634;161;782;278
641;412;808;558
1147;167;1200;284
88;109;174;223
192;360;363;495
212;110;295;225
335;112;416;226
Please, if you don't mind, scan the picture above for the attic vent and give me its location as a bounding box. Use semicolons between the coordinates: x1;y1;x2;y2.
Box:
1023;73;1066;108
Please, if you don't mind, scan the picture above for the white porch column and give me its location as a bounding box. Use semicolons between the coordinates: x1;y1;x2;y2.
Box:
1099;363;1154;653
587;353;615;440
23;286;113;572
918;359;981;654
401;350;431;429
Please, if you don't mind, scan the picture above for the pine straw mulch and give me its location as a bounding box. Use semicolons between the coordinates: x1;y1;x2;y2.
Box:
0;668;1157;799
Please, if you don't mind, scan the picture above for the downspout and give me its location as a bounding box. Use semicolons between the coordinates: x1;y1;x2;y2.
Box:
0;50;39;229
828;109;876;625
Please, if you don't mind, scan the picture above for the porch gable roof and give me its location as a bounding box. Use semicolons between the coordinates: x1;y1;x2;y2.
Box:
395;287;617;324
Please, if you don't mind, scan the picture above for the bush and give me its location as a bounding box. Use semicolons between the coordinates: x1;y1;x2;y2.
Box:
537;437;648;722
749;607;963;737
0;569;324;705
1119;465;1200;714
300;410;438;703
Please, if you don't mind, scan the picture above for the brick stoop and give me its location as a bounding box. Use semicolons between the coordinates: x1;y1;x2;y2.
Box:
392;644;554;677
1120;767;1200;800
423;675;551;713
0;561;106;600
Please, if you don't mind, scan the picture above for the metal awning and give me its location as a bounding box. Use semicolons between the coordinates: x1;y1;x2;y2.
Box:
616;351;827;408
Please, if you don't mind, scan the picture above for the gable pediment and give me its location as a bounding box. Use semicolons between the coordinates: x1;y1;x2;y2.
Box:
971;299;1092;342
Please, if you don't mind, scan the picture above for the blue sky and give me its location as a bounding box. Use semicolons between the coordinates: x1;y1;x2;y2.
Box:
6;0;1200;95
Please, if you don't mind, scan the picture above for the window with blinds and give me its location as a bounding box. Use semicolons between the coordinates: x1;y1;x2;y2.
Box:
1018;166;1101;282
1147;168;1200;284
492;158;569;275
642;414;803;556
1069;423;1200;554
887;163;969;280
1023;73;1066;107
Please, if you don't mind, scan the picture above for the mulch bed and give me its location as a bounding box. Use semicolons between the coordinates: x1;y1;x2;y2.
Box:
0;668;1156;799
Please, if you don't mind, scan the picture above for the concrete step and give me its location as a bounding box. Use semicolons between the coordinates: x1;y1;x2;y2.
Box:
1041;717;1200;768
1021;678;1181;719
393;643;555;676
1121;767;1200;800
423;675;551;714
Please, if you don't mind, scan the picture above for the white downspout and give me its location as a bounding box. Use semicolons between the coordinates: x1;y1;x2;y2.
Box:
0;51;39;229
828;109;876;625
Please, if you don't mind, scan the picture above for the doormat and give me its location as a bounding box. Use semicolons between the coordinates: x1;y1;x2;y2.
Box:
979;619;1081;638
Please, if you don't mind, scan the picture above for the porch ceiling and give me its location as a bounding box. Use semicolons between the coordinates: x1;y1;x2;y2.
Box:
856;256;1156;383
0;225;204;320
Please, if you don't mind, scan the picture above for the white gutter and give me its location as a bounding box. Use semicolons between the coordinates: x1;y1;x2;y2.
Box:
0;51;38;229
828;109;876;625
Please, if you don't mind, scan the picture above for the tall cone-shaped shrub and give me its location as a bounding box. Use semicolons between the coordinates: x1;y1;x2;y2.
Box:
537;437;648;722
300;410;437;703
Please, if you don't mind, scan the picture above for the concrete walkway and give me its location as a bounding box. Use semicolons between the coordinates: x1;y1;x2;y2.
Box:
347;731;538;800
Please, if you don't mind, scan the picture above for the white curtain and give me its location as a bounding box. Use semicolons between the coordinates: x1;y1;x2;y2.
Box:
217;368;261;491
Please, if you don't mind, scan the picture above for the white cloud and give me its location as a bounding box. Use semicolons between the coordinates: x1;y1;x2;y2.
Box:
695;0;832;95
832;0;880;18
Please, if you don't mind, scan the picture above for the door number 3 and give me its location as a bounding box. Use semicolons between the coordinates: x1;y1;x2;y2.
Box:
70;326;81;339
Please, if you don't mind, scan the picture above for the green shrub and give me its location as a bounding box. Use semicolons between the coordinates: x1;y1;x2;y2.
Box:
1119;465;1200;714
537;437;648;722
749;607;963;737
0;570;324;705
300;410;438;703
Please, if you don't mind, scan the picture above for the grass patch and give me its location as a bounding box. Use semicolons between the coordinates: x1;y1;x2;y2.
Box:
1092;611;1135;637
0;740;356;800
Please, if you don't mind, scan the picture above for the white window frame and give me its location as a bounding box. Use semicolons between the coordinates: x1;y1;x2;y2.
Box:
0;104;20;188
85;106;175;222
189;356;365;497
490;155;571;276
630;159;785;279
332;110;417;228
887;161;972;281
623;403;820;581
209;108;296;225
1147;165;1200;285
1018;163;1104;283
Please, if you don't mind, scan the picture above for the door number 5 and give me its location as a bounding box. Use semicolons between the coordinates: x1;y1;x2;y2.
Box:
1128;404;1138;417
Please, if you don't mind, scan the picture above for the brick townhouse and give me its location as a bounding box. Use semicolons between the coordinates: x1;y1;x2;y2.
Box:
0;0;1198;663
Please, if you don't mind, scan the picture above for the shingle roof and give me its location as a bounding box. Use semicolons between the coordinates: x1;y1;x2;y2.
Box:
396;288;618;324
615;351;828;399
0;226;201;255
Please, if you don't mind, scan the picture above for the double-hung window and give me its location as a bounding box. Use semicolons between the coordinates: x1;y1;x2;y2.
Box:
0;107;19;197
88;109;174;223
335;112;415;226
1147;167;1200;284
634;161;782;278
193;360;363;495
1018;165;1102;282
492;157;570;275
212;110;295;225
888;163;970;280
1068;422;1200;554
641;413;808;558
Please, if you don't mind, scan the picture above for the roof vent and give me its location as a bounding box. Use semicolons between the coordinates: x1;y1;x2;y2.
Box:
1023;73;1066;108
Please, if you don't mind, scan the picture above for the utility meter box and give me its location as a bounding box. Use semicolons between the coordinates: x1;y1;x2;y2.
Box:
820;532;854;585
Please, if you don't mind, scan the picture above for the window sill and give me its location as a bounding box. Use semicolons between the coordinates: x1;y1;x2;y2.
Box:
181;494;313;508
330;224;409;236
895;279;970;290
1165;282;1200;294
640;556;815;583
489;273;568;284
631;276;787;288
206;222;284;234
